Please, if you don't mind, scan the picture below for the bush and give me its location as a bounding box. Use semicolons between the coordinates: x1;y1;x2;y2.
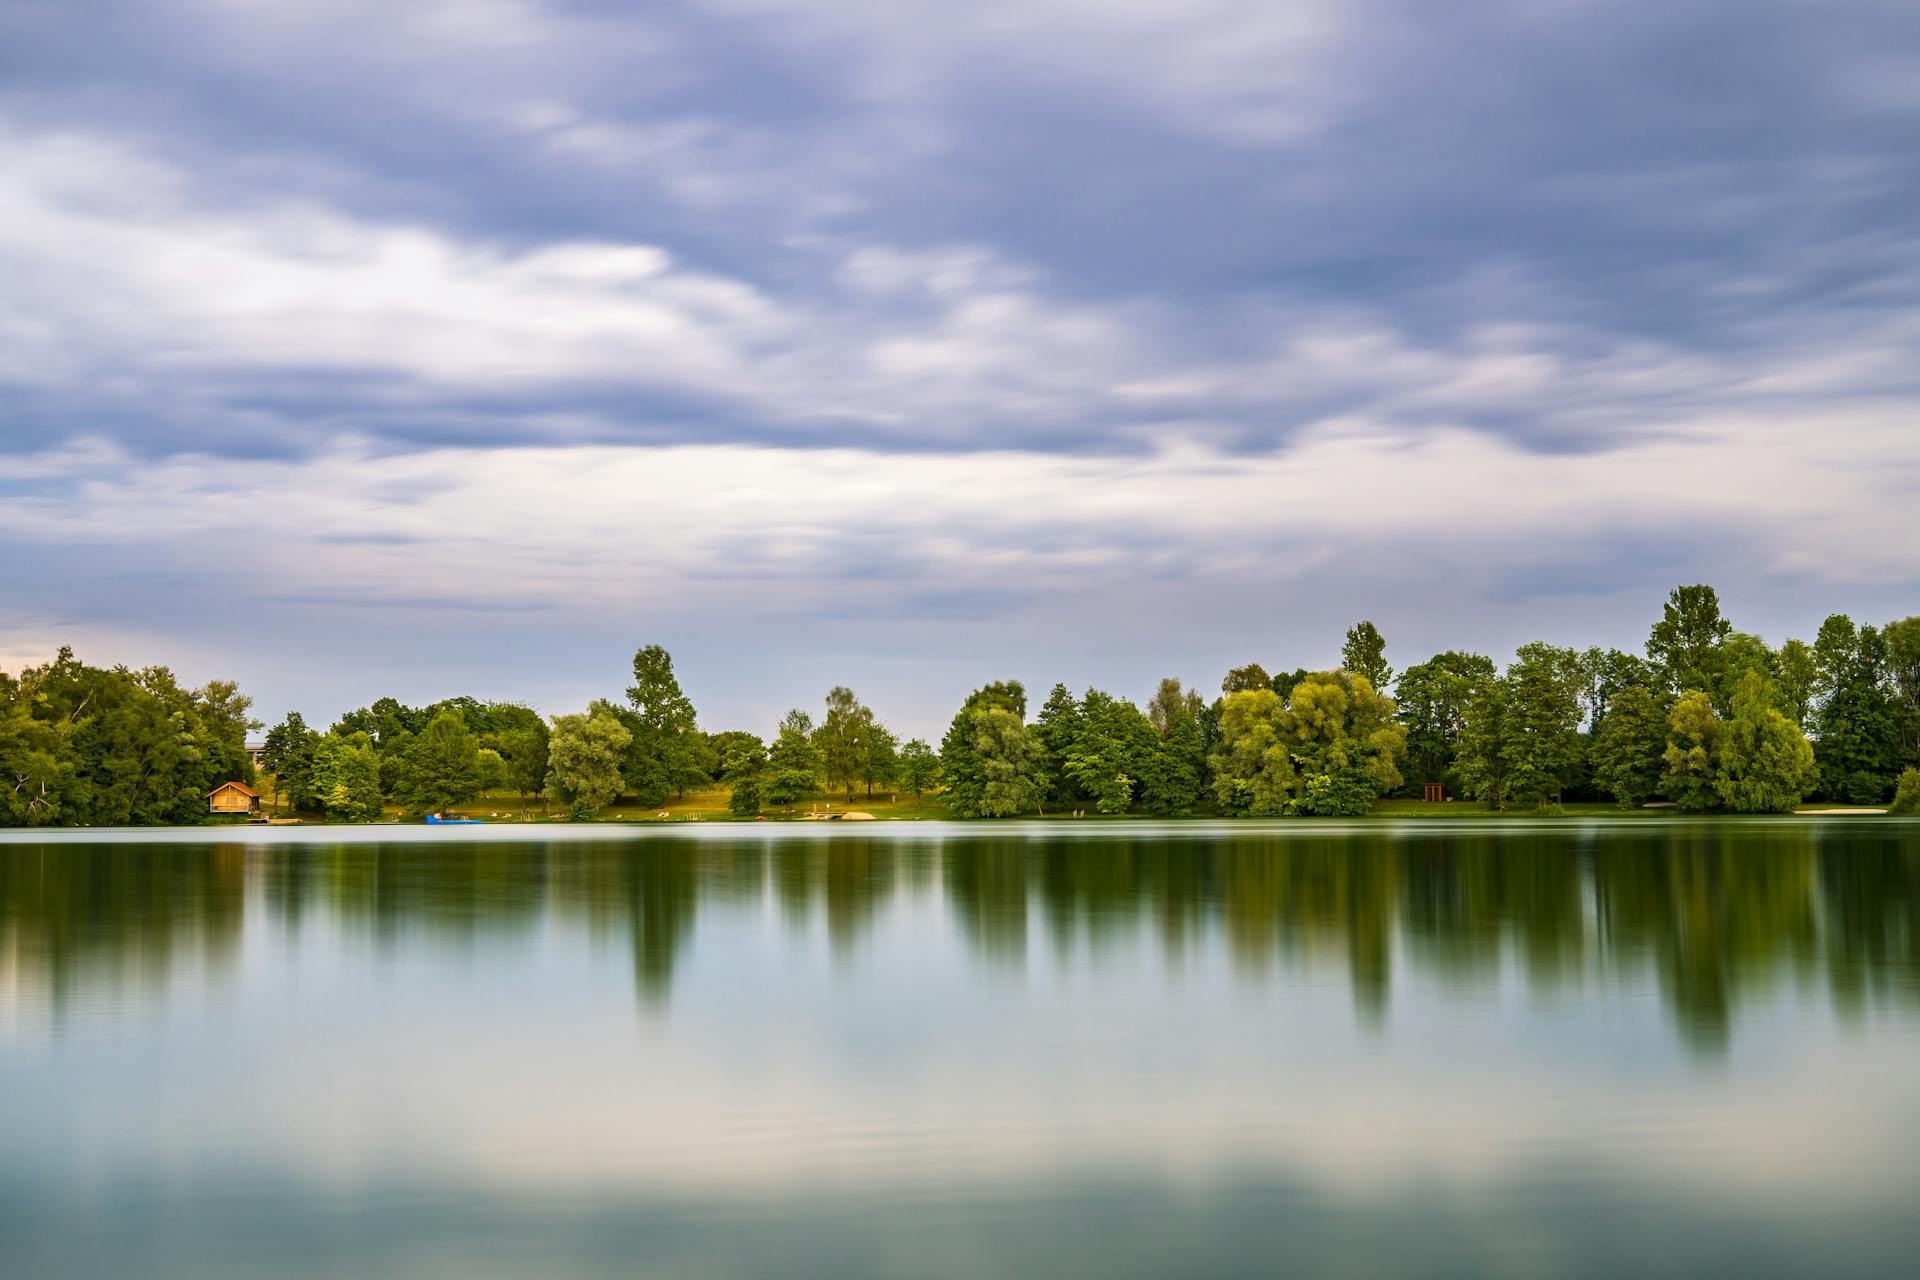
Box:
1890;768;1920;816
1288;768;1376;817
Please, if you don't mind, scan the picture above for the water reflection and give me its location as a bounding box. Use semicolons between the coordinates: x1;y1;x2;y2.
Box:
3;823;1917;1050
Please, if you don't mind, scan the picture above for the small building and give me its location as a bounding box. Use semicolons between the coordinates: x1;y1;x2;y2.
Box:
208;781;261;815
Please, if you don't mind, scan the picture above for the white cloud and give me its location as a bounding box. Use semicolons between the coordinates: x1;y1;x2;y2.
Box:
5;407;1916;638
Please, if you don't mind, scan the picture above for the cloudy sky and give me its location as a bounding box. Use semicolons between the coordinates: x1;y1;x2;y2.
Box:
2;0;1917;735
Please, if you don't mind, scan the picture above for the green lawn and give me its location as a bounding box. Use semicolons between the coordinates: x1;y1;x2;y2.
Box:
254;773;1896;824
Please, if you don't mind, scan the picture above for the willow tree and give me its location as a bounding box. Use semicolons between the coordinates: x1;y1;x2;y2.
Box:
1715;670;1816;813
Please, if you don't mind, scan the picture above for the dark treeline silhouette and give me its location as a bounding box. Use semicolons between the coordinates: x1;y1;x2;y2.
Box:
3;825;1915;1051
5;585;1919;825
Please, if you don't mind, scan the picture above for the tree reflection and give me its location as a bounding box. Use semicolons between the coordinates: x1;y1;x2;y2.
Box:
2;823;1916;1050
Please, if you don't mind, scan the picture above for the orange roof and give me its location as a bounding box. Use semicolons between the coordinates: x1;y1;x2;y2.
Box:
207;781;260;798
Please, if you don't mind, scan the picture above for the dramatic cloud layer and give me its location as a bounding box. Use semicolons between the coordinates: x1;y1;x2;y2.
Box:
2;0;1917;726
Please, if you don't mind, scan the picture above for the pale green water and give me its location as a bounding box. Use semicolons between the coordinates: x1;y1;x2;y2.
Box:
3;820;1918;1277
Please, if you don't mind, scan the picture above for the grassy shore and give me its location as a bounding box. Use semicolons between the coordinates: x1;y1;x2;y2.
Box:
249;776;1898;824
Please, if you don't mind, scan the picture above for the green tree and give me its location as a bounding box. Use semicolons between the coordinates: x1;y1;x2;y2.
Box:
1221;663;1272;694
545;707;632;814
1140;680;1208;815
816;686;876;801
765;710;822;806
1033;683;1086;809
1885;617;1920;719
1396;651;1495;790
310;732;385;821
497;724;550;813
898;738;939;797
861;722;898;799
1456;675;1511;809
1268;668;1311;704
262;711;320;812
1888;767;1920;816
1813;613;1858;692
475;747;508;797
939;683;1043;818
1712;631;1776;714
1813;623;1904;803
1146;677;1205;737
1646;584;1732;697
625;644;700;805
1497;643;1586;807
1715;670;1816;813
396;709;482;815
1773;638;1819;730
1341;621;1393;692
723;736;769;816
1590;684;1668;808
1577;647;1655;737
1208;689;1293;816
1063;689;1158;814
1885;616;1920;761
965;707;1047;818
1662;690;1724;813
0;700;69;825
1277;670;1407;814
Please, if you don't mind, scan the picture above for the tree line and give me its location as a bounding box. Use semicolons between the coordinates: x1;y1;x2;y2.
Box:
4;586;1918;825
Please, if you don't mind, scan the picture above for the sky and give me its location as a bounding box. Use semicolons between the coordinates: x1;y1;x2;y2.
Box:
2;0;1918;737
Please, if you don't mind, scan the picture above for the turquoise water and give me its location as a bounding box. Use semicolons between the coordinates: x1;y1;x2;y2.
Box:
3;820;1918;1277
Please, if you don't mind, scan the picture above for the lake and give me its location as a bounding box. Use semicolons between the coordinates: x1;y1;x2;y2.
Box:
3;819;1918;1277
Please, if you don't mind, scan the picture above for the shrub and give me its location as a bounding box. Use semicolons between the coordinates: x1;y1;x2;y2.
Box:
1890;768;1920;816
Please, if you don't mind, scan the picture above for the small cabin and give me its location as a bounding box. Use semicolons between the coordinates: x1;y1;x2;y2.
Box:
208;781;261;814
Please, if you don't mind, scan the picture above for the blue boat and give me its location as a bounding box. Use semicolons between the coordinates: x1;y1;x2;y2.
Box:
425;814;484;825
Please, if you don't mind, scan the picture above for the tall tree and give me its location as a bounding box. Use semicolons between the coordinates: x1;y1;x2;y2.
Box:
1341;621;1393;693
765;710;822;806
546;706;632;815
939;683;1043;818
816;686;876;801
1715;670;1816;813
1396;651;1496;788
498;724;550;813
1884;616;1920;758
1221;663;1272;694
861;722;898;799
1497;643;1586;807
1577;647;1654;737
1773;638;1819;730
1812;613;1858;706
1455;675;1512;810
1662;691;1724;813
723;736;769;816
1141;679;1209;815
1146;677;1205;738
262;711;320;812
1277;670;1407;815
1062;689;1158;814
625;644;700;805
1590;684;1669;808
1033;683;1086;810
395;708;482;815
1646;583;1732;696
310;732;385;821
1813;623;1904;802
1209;689;1292;816
898;739;939;797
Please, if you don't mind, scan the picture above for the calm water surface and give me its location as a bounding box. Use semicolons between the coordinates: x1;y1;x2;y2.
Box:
3;820;1919;1278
